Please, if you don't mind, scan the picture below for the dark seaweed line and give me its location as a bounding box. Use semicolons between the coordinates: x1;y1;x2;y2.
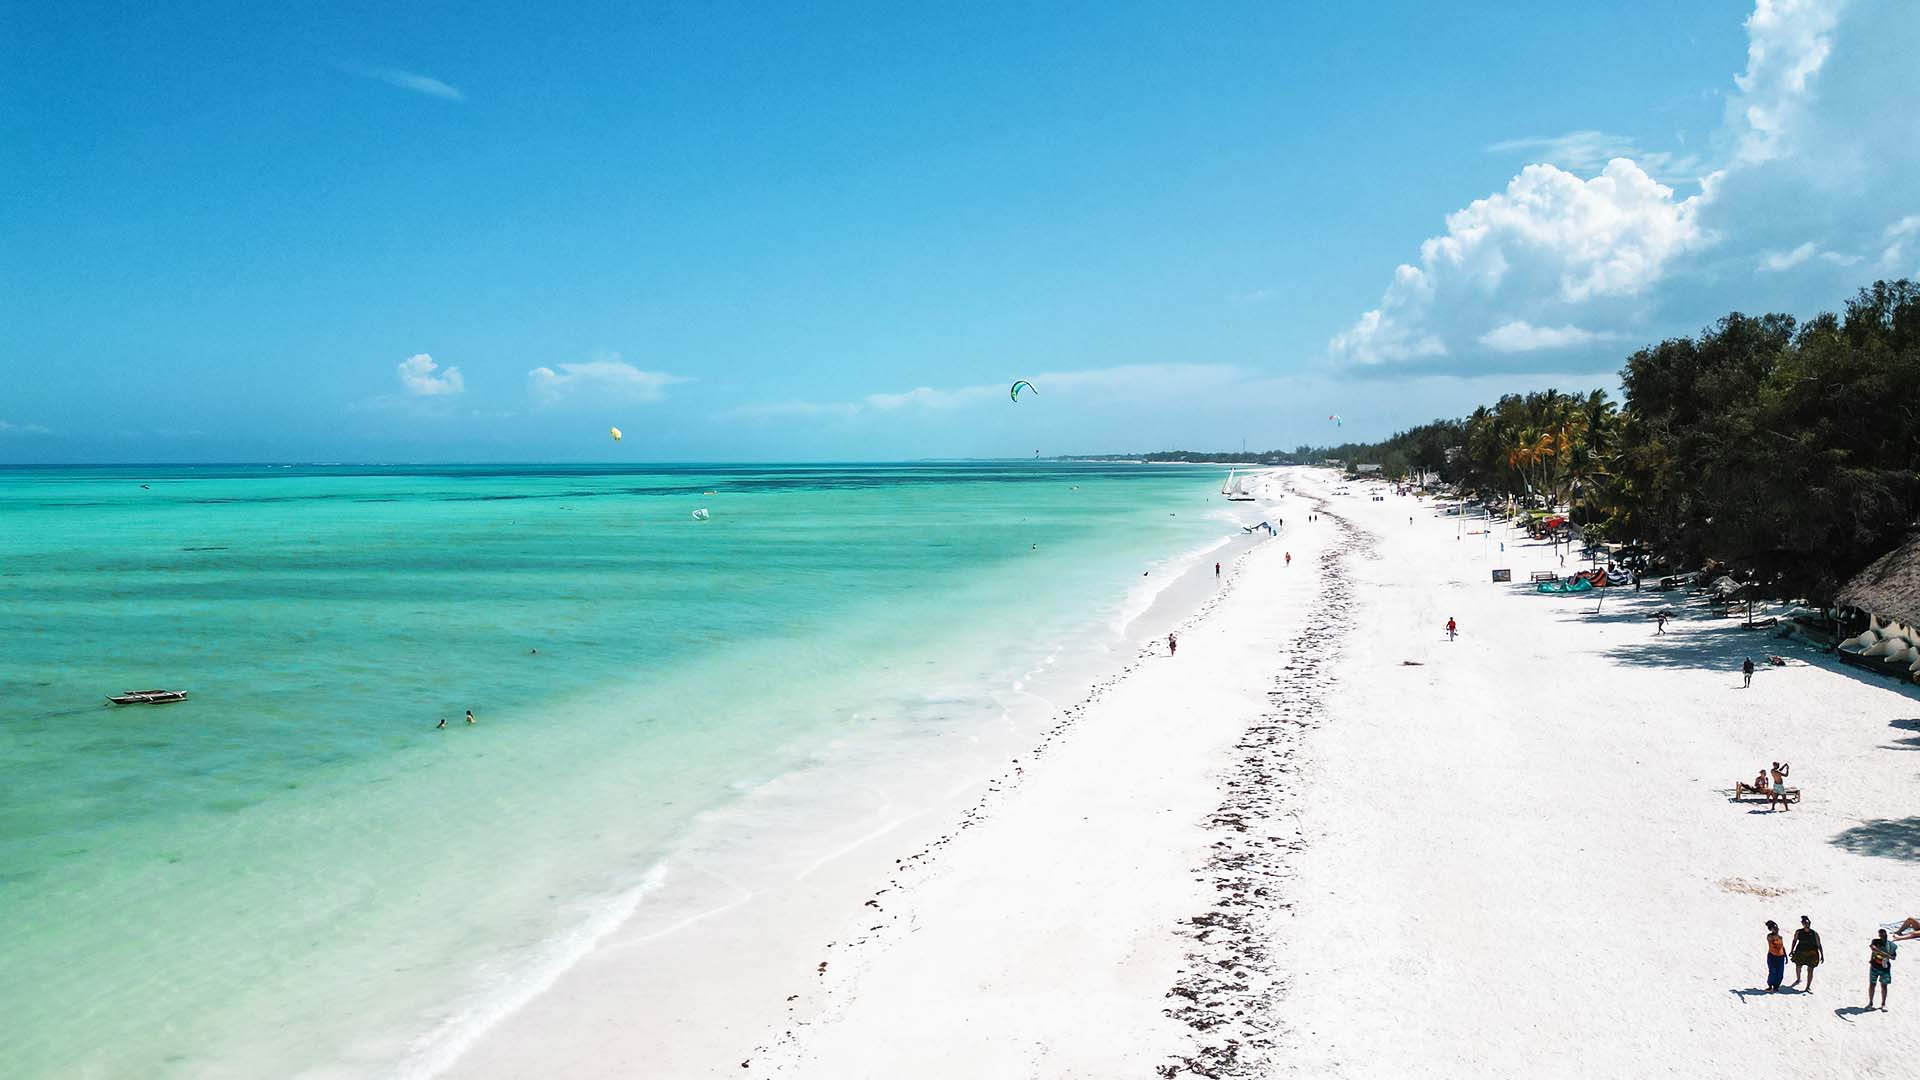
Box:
1160;490;1371;1079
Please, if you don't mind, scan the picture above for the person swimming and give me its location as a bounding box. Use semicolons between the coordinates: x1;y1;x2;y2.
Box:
436;718;446;730
465;710;475;725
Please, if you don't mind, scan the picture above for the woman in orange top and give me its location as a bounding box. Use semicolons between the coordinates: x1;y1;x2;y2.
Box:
1766;920;1788;991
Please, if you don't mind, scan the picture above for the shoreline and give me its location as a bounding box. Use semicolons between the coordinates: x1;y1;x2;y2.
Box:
434;473;1292;1078
740;473;1329;1075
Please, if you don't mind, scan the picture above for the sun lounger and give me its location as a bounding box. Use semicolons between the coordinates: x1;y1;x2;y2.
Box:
1731;783;1800;803
1530;570;1558;583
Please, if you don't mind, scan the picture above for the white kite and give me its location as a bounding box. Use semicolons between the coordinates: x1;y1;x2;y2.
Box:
610;426;623;442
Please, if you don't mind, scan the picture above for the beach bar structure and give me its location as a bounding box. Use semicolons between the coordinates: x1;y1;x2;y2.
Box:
1834;535;1920;683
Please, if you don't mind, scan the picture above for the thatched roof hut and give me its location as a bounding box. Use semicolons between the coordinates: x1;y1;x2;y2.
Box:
1836;535;1920;624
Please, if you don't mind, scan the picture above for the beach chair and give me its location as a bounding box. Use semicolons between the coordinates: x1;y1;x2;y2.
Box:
1530;570;1558;583
1730;784;1800;804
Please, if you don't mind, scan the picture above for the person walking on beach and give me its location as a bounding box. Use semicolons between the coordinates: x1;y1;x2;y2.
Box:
1168;633;1177;657
1869;928;1897;1010
1791;916;1824;990
1656;611;1668;635
1285;551;1292;567
1743;657;1755;687
1446;617;1457;642
1766;920;1788;992
1215;562;1221;579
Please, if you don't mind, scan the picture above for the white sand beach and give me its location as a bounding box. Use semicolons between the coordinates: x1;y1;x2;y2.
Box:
455;467;1920;1078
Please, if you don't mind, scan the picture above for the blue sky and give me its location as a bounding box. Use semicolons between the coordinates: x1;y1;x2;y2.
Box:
3;1;1916;462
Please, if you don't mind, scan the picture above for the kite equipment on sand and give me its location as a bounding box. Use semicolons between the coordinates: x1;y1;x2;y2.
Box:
1009;380;1037;402
610;426;623;441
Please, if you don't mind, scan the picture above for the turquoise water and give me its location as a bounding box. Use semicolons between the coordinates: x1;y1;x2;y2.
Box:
0;462;1230;1078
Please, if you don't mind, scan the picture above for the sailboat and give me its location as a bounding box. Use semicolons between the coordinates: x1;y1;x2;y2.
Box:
1222;469;1256;501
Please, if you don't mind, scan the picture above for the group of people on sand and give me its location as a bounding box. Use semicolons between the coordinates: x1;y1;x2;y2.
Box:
1736;761;1794;811
1763;916;1825;992
1764;917;1903;1010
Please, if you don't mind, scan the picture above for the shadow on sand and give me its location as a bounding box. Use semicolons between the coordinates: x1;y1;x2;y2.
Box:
1880;719;1920;752
1833;1005;1879;1021
1830;816;1920;861
1730;986;1805;1003
1540;589;1920;703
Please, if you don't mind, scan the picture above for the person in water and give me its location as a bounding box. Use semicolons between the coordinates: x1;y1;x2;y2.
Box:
1790;916;1823;990
1869;928;1897;1009
436;717;447;730
1766;920;1787;991
465;709;475;725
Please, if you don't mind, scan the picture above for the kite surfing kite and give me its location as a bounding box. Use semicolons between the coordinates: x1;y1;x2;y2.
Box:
1009;380;1037;402
1328;414;1343;428
610;426;623;442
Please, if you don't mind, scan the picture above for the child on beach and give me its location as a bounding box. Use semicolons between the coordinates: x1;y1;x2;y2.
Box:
1767;921;1787;991
1791;916;1823;990
1869;929;1897;1009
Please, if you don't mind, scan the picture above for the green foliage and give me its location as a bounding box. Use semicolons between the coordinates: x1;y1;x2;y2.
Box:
1312;279;1919;600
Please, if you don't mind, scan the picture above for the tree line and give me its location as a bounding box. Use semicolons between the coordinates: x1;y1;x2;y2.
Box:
1310;279;1920;599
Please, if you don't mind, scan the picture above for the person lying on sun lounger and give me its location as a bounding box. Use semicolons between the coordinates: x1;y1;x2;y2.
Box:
1892;917;1920;941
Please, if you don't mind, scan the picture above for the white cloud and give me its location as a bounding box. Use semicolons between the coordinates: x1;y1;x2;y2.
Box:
1334;1;1868;374
347;65;465;102
0;419;52;435
1882;214;1920;268
1331;159;1707;368
727;364;1241;421
1487;131;1703;182
397;353;465;396
1725;0;1844;165
1756;240;1865;270
1478;321;1616;353
527;357;688;406
1758;240;1820;271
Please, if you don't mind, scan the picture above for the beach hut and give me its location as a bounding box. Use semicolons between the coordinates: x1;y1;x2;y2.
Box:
1837;536;1920;631
1836;537;1920;680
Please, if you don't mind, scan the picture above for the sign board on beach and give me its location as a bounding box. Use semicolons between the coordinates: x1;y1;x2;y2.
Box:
1491;569;1511;582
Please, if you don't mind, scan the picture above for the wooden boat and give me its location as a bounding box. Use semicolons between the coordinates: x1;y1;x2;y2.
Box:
108;689;188;705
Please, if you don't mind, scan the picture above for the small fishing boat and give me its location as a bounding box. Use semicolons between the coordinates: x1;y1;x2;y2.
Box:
108;689;188;705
